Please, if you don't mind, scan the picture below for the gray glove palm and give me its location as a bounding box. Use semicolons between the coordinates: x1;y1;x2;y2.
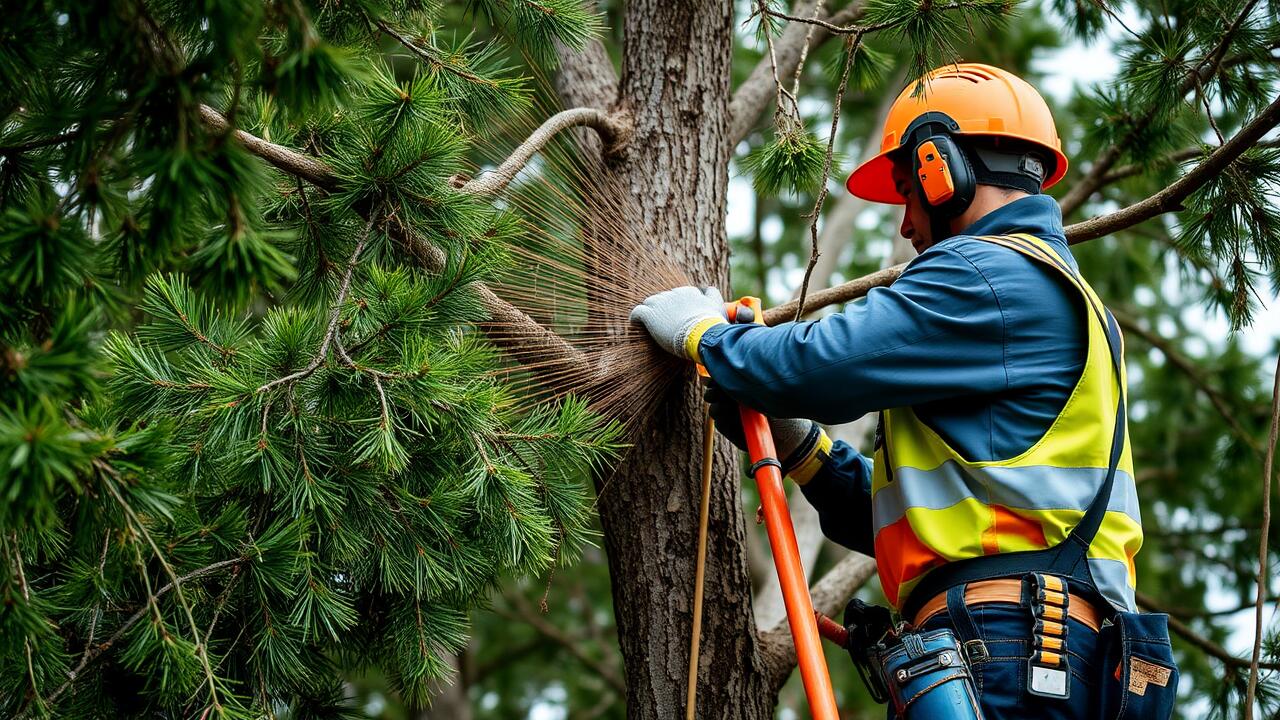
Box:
704;384;816;464
629;286;729;361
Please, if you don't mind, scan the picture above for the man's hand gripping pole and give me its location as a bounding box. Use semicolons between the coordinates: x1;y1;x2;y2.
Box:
699;297;840;720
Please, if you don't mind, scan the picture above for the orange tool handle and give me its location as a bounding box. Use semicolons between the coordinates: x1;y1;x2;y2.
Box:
732;296;840;720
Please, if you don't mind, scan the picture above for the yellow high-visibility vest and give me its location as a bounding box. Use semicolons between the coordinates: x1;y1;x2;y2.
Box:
872;234;1143;613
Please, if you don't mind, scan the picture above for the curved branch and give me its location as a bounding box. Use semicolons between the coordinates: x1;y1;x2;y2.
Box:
1110;308;1261;454
756;552;876;692
458;107;631;195
197;105;335;191
1064;93;1280;244
773;93;1280;319
729;0;867;144
195;105;588;383
1136;590;1280;672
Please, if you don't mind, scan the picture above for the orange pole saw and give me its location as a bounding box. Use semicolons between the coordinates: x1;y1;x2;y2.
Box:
691;296;840;720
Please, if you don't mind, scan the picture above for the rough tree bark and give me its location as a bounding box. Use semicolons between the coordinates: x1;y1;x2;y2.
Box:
567;2;778;718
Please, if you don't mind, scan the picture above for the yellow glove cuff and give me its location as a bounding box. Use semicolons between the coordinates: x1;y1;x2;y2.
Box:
684;317;727;363
785;429;832;485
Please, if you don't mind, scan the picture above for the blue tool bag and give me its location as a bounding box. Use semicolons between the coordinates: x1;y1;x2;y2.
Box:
876;629;983;719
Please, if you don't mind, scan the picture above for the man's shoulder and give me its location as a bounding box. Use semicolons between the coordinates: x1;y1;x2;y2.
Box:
918;234;1073;280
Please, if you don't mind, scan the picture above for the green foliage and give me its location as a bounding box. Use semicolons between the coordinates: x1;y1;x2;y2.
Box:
0;0;613;717
1177;147;1280;329
862;0;1011;91
743;128;830;195
470;0;603;65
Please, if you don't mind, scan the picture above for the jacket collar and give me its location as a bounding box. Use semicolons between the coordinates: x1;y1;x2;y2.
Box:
956;194;1067;244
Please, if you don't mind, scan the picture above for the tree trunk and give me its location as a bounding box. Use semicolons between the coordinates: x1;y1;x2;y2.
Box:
585;1;777;718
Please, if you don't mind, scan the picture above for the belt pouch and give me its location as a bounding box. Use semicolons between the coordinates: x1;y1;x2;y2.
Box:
1097;611;1178;719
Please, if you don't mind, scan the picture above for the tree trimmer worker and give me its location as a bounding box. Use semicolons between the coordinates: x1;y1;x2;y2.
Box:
630;63;1179;719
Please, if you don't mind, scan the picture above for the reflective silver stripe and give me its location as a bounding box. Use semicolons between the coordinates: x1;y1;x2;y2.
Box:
872;461;1141;534
1089;557;1137;612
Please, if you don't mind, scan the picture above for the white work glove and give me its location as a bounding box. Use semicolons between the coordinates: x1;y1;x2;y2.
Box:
629;286;729;362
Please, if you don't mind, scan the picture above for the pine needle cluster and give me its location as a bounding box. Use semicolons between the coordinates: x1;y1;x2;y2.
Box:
0;0;614;717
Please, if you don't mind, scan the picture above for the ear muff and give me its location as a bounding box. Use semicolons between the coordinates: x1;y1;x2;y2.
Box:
902;112;976;242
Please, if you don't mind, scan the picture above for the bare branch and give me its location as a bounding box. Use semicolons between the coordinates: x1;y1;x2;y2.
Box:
1137;590;1280;672
795;32;864;320
1246;355;1280;717
198;105;335;191
1065;93;1280;244
729;0;867;144
756;552;876;691
494;593;627;695
764;264;905;325
195;105;589;383
1101;139;1280;185
457;107;631;195
1110;308;1261;454
768;93;1280;320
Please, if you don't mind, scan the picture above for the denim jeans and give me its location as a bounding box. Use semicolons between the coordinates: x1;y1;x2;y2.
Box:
890;587;1101;720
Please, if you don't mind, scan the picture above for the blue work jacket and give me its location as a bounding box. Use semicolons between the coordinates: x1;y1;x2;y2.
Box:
698;195;1088;555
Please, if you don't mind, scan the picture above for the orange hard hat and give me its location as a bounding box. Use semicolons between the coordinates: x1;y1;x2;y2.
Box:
846;63;1068;204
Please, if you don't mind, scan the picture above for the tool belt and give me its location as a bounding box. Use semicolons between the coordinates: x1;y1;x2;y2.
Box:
912;578;1102;633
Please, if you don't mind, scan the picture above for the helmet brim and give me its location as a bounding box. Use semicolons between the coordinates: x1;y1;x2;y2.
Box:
845;133;1070;204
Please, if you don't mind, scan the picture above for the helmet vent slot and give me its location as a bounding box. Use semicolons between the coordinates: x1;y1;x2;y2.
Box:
935;69;993;83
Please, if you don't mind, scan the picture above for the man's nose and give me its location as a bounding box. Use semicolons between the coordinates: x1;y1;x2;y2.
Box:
900;211;914;240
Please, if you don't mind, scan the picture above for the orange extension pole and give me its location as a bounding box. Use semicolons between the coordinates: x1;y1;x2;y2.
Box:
728;297;840;720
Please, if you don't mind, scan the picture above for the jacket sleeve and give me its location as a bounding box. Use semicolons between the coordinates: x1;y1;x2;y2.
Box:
696;244;1009;425
791;436;876;556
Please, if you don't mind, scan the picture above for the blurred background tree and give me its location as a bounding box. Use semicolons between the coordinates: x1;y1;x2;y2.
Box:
2;0;1279;718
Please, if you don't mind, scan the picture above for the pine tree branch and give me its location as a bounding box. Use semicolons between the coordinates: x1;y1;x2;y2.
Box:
374;18;501;88
257;214;377;395
197;105;336;191
98;470;224;715
1136;589;1280;672
1058;0;1266;216
1110;308;1262;454
767;92;1280;320
1246;354;1280;717
456;107;630;195
42;555;245;710
756;552;876;692
0;129;83;156
1099;140;1280;185
195;105;590;387
729;0;867;144
1065;93;1280;244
